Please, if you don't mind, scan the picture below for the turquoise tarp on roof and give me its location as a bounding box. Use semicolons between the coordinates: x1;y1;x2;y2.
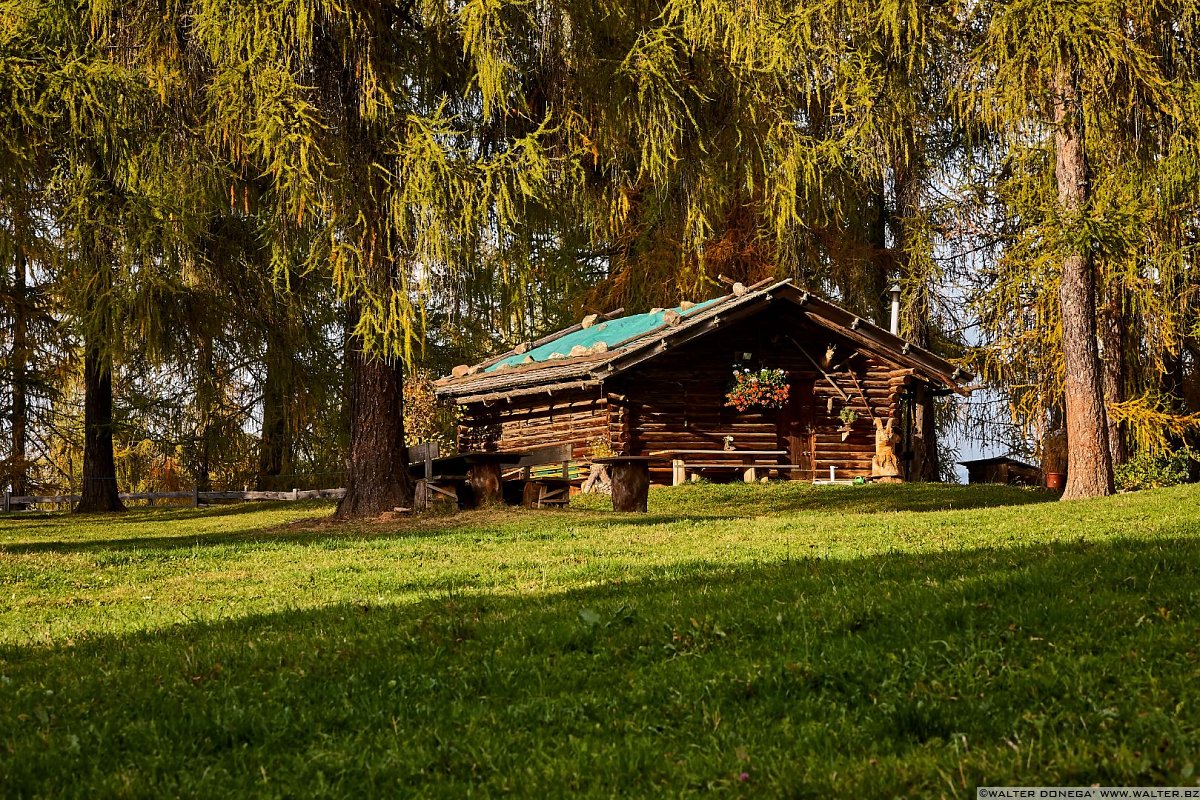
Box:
485;297;724;372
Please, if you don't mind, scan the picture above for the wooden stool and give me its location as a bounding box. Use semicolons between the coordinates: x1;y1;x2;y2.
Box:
590;456;665;512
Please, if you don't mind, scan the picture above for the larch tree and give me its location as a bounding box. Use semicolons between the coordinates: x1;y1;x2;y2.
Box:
0;3;139;512
0;2;62;504
961;0;1200;499
159;1;560;517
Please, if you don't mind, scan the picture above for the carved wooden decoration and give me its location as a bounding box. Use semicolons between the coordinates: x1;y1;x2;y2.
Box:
872;417;902;481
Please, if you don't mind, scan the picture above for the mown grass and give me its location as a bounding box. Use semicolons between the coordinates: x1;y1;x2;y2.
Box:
1;482;1198;797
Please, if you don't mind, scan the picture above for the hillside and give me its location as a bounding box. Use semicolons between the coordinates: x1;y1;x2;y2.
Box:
2;483;1198;796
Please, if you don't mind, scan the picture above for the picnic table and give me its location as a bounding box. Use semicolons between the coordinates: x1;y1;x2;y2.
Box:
413;450;531;509
649;449;788;485
591;456;666;512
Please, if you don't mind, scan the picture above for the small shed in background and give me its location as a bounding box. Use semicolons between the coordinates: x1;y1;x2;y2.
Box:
959;456;1042;487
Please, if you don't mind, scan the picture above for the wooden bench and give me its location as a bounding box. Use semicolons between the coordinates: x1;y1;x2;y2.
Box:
509;444;575;508
409;442;468;510
651;449;789;485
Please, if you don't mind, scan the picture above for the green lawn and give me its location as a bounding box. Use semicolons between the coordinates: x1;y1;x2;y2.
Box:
1;482;1198;797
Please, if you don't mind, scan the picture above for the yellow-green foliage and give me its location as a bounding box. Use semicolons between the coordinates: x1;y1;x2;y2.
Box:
960;0;1200;442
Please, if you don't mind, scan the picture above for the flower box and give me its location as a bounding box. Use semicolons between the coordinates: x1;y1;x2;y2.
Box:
725;367;790;411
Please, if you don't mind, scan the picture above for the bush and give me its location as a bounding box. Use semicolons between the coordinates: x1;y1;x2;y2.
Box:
1115;446;1198;492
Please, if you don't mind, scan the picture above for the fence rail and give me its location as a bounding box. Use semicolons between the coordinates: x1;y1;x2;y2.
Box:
2;488;346;512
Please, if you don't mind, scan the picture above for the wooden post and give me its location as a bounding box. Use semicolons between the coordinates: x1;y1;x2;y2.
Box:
522;480;541;507
292;487;299;501
3;490;10;513
192;486;200;508
147;490;156;507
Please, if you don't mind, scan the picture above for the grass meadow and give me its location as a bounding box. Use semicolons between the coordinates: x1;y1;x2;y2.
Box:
1;481;1198;797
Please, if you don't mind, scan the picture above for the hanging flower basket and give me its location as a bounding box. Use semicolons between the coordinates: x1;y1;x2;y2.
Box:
725;367;790;411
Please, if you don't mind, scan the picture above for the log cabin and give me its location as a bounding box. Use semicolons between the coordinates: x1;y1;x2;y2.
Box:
434;279;970;484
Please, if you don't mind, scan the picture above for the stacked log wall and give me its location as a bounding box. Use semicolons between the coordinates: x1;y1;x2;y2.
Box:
457;389;607;459
607;315;909;480
809;369;911;477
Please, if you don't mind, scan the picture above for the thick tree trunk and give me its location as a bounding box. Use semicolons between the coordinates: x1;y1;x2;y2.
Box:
1053;62;1113;500
893;166;939;481
334;307;413;519
9;248;29;507
256;337;291;491
76;335;124;513
1099;276;1127;467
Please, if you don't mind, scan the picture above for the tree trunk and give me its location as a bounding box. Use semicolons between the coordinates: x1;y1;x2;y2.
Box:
9;248;29;507
256;336;291;491
1099;275;1127;467
863;179;891;327
334;306;413;519
609;462;650;512
194;334;216;492
76;334;124;513
893;166;939;481
1053;62;1113;500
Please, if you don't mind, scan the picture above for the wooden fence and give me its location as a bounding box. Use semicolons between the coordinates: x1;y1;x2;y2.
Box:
2;487;346;512
2;444;447;513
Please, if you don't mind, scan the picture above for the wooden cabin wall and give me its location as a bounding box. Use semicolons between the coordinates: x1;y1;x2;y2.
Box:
457;389;608;459
607;314;910;480
811;369;912;478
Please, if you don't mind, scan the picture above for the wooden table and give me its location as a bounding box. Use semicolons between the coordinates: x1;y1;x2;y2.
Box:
649;449;788;485
459;451;530;507
591;456;666;512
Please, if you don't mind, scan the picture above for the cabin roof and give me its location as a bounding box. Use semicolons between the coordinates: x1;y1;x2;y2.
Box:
958;456;1040;470
484;297;724;372
435;279;973;403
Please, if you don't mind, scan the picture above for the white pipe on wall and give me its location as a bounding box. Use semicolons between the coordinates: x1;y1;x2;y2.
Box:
889;284;901;335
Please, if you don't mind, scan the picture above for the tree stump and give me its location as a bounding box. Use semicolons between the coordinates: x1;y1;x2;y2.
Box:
467;461;504;507
610;462;650;512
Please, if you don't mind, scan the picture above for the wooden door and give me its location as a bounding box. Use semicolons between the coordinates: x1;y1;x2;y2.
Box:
777;376;814;480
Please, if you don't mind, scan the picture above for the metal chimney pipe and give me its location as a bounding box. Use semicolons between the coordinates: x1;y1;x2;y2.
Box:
889;284;901;335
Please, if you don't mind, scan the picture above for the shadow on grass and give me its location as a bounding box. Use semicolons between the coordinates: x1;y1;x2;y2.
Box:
2;530;1198;796
0;499;334;535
